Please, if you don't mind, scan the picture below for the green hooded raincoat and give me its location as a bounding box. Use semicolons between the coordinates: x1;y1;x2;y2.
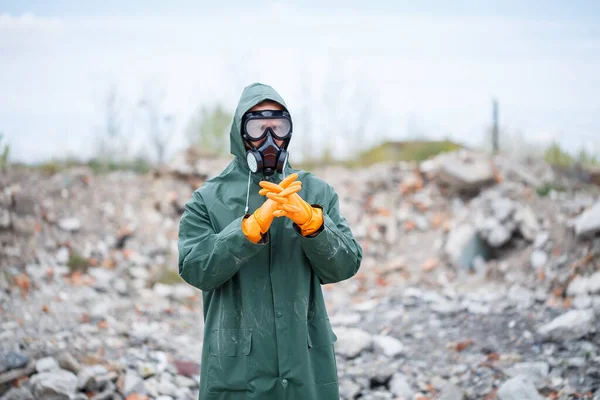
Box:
177;83;363;400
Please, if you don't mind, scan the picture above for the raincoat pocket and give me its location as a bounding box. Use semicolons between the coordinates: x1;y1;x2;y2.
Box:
307;318;338;385
207;329;253;393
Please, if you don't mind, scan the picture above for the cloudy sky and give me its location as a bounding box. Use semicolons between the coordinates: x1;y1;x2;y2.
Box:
1;1;599;163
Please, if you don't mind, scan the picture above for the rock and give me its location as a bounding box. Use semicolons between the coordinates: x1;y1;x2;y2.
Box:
487;221;512;248
339;378;361;399
0;208;10;229
437;151;495;190
508;285;534;309
588;271;600;294
537;309;595;341
574;201;600;237
497;375;543;400
567;275;590;296
57;352;82;374
174;374;197;388
0;351;29;373
122;369;145;396
137;362;158;379
372;335;404;357
30;369;78;400
491;198;516;221
36;357;59;372
158;379;178;396
504;362;549;388
333;327;373;358
55;247;70;265
516;207;540;241
438;383;464;400
530;250;548;269
77;364;109;391
330;312;362;326
1;387;35;400
573;295;593;309
91;382;117;400
533;232;550;249
445;223;489;269
171;284;196;301
155;396;174;400
431;300;462;315
88;268;115;292
58;217;81;232
153;283;173;298
388;373;413;399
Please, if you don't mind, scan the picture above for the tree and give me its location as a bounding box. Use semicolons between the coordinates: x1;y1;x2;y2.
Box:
186;104;232;155
138;84;174;166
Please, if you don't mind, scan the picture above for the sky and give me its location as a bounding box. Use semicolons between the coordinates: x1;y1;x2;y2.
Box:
1;1;599;163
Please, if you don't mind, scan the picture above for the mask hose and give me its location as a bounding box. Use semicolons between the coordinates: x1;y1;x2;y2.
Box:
244;169;251;215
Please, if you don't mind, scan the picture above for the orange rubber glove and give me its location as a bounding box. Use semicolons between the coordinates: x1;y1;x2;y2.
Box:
260;183;324;237
242;174;302;243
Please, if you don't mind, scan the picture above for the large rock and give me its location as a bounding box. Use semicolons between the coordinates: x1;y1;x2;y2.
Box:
444;223;489;269
0;351;29;373
36;357;59;372
504;362;549;389
30;369;78;400
537;309;595;341
437;151;495;190
574;201;600;237
498;375;543;400
339;378;361;399
333;327;373;358
372;335;404;357
77;364;109;391
58;217;81;232
388;373;413;399
1;387;35;400
438;383;464;400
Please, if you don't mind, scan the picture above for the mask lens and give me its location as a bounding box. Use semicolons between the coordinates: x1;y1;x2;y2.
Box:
245;118;291;140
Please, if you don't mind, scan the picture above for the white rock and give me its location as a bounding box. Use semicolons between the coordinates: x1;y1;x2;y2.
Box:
373;335;404;357
492;198;516;221
30;369;78;399
537;309;596;341
58;217;81;232
123;369;145;395
174;374;198;388
533;232;550;249
574;201;600;237
508;285;534;310
516;207;540;241
567;275;590;296
438;383;464;400
339;379;361;399
498;375;543;400
333;327;373;358
530;250;548;269
388;373;413;399
55;247;70;265
504;362;549;389
35;357;59;372
588;271;600;294
172;284;196;300
158;379;178;396
487;223;512;248
329;312;362;326
153;283;174;298
76;365;108;391
573;295;593;309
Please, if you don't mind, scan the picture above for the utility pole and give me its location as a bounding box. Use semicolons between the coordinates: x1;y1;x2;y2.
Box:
492;98;499;154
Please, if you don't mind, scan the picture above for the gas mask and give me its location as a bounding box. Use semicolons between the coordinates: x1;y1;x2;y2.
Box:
242;110;292;176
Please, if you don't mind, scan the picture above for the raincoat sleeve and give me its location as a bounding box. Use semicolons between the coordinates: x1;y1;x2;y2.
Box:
296;187;362;284
177;191;267;291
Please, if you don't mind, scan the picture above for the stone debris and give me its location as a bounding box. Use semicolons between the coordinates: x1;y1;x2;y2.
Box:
1;149;600;399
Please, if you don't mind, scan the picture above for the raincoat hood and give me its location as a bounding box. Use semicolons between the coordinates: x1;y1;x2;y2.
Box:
229;82;289;160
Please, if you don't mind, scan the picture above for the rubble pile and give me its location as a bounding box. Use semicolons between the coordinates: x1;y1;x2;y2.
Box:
1;148;600;399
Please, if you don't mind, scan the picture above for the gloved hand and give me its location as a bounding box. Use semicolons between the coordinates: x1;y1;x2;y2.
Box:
242;173;302;243
259;180;323;237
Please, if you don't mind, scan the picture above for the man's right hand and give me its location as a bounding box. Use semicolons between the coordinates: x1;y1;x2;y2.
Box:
242;173;301;243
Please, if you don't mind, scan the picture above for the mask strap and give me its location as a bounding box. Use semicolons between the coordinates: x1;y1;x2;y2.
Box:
244;169;251;215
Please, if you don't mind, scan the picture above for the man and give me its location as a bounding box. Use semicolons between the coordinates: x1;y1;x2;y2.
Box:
177;82;362;399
